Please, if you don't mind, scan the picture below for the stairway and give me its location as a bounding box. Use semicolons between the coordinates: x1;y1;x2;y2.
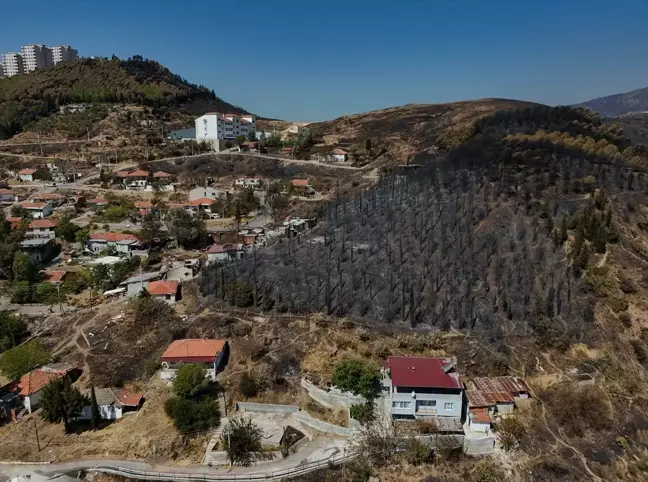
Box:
203;395;229;466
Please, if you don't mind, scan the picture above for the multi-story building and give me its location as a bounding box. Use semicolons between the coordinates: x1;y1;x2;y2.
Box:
20;44;52;72
3;53;24;77
195;113;256;146
51;45;78;65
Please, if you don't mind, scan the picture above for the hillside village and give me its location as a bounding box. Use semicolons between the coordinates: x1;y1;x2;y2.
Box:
2;55;648;482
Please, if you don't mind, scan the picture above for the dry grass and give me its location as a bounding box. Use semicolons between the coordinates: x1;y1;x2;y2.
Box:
0;380;205;464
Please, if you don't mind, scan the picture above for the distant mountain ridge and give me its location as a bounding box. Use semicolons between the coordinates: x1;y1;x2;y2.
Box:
578;86;648;118
0;56;248;139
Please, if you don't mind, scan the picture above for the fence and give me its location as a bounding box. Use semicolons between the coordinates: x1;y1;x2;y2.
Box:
235;403;300;414
89;452;356;481
300;378;365;410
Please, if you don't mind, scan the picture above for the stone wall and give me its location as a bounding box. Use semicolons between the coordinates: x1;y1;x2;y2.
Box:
301;378;365;409
292;411;350;437
236;402;300;414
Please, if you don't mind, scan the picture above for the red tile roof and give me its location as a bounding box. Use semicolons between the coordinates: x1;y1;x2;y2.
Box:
0;189;16;195
19;168;37;175
161;339;227;363
116;171;130;178
153;171;173;178
386;356;462;389
115;389;144;406
466;390;514;408
29;219;57;229
89;232;139;243
32;193;65;200
469;408;492;424
146;280;178;296
21;202;48;209
135;201;153;208
291;179;309;187
18;366;75;396
127;169;149;177
331;149;348;155
206;243;241;254
88;196;109;204
43;270;67;283
189;197;216;206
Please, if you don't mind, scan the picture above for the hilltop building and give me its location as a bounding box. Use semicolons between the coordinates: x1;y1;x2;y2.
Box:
195;113;256;150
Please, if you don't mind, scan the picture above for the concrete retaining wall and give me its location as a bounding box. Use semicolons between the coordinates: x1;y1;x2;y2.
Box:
293;412;350;437
464;436;497;455
236;402;300;414
301;378;365;409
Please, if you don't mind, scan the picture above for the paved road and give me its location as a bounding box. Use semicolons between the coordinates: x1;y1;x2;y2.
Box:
1;437;348;481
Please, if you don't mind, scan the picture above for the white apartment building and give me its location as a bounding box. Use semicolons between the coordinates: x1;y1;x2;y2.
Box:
21;44;52;72
195;113;256;145
3;53;24;77
51;45;78;65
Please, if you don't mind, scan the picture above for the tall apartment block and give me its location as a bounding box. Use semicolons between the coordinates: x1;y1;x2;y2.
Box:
51;45;78;65
2;53;25;77
21;44;52;72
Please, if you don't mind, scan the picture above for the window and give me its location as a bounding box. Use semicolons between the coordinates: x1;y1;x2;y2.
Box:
418;400;436;407
444;402;453;410
392;401;411;409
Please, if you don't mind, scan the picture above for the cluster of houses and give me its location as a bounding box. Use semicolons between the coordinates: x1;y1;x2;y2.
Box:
114;169;176;191
382;356;530;435
0;363;144;422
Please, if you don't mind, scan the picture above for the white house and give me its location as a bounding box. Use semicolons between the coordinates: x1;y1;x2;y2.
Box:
21;202;53;219
80;388;143;421
189;187;225;201
119;271;163;296
383;356;464;428
160;338;229;382
19;238;55;264
234;178;262;189
205;243;245;265
27;219;57;239
329;148;348;163
18;168;37;182
145;280;180;304
195;113;256;146
18;364;76;413
465;376;530;431
87;232;144;255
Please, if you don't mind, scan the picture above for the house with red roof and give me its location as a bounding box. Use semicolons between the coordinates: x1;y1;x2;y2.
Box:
31;192;67;207
205;243;245;265
18;364;76;413
160;338;229;381
27;219;57;238
329;148;348;163
145;280;180;304
87;232;144;255
18;168;37;182
0;189;18;204
383;356;464;427
79;387;144;420
20;201;52;219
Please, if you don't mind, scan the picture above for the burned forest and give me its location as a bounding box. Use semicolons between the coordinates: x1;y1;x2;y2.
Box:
202;106;648;343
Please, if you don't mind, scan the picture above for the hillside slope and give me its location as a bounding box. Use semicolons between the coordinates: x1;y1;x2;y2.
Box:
578;86;648;117
609;113;648;147
0;57;247;139
312;98;540;164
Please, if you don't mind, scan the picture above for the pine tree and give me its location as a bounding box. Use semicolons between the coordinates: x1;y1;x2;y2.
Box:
574;242;590;273
90;384;101;429
559;217;568;244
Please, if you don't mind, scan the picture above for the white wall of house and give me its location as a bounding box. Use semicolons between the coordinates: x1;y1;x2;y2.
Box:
467;418;491;433
19;174;34;182
189;187;221;201
24;390;44;413
28;227;56;238
160;350;226;382
152;292;178;305
195;114;256;142
388;384;463;419
80;404;123;420
27;205;53;219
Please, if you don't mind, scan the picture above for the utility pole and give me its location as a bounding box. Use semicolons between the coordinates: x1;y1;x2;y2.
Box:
32;419;41;451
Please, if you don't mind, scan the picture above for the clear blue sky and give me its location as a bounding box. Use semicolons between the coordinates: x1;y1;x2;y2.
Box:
1;0;647;121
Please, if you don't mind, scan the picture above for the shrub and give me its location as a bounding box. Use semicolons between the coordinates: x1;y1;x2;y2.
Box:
471;460;503;482
239;372;259;398
172;363;206;398
619;276;638;294
608;295;629;313
546;384;612;436
331;358;381;400
164;397;220;435
403;439;432;466
619;311;632;328
631;340;647;364
496;416;525;450
350;402;374;425
0;341;50;380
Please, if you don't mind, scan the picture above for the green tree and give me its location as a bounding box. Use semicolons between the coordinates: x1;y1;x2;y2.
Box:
239;372;259;398
139;213;162;244
164;396;220;434
331;358;381;401
235;135;246;145
559;217;568;244
246;130;256;142
75;228;90;244
40;378;88;433
10;205;31;218
221;417;265;466
173;363;207;399
54;216;80;242
350;402;374;425
0;341;50;380
89;384;101;429
0;311;28;353
575;242;590;272
166;209;207;248
12;251;37;282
